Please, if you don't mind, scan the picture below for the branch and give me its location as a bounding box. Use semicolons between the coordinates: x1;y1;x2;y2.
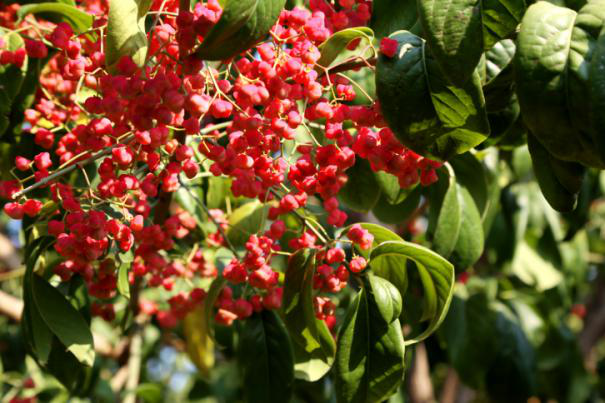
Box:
0;289;121;358
12;135;135;200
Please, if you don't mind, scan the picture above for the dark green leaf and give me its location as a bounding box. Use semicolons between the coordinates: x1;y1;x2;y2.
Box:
418;0;525;85
369;240;455;344
226;200;265;246
204;277;226;339
376;31;490;161
240;310;295;403
450;153;489;217
317;27;374;68
335;274;405;403
514;0;605;168
374;171;415;205
441;288;536;399
338;158;381;212
371;185;421;224
196;0;286;61
105;0;152;72
17;3;93;34
371;0;419;38
282;249;336;381
590;26;605;159
429;165;461;258
31;275;95;366
450;185;485;269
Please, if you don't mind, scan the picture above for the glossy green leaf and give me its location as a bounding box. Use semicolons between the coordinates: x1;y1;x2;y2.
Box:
590;26;605;159
372;186;421;225
338;158;381;212
317;27;374;68
239;310;295;403
527;133;579;212
17;3;93;34
429;165;461;258
374;171;415;205
514;0;605;168
282;249;336;381
369;241;455;344
31;275;95;367
226;200;265;246
335;274;405;403
196;0;286;60
376;31;490;161
370;0;420;38
450;185;485;269
484;39;516;85
105;0;152;72
418;0;525;85
450;153;489;217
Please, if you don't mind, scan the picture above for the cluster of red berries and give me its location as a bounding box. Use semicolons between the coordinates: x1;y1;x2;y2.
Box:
0;0;438;330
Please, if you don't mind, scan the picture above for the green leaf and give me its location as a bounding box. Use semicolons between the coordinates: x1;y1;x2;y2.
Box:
429;165;461;258
590;26;605;159
0;29;26;100
31;275;95;367
371;186;421;224
196;0;286;61
374;171;414;205
17;3;93;34
369;241;455;344
183;304;215;378
334;274;405;403
527;133;579;212
450;185;485;269
117;257;131;299
21;237;55;364
338;158;381;212
483;39;516;85
204;277;226;339
317;27;374;68
239;310;295;403
450;153;489;217
418;0;525;85
282;249;336;381
370;0;419;38
514;0;605;168
226;200;265;246
105;0;152;72
510;242;563;291
375;31;490;161
441;287;536;398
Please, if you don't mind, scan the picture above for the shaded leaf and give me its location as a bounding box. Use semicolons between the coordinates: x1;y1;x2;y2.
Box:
338;158;381;212
282;249;336;381
196;0;286;60
31;275;95;367
418;0;525;85
369;240;455;344
334;274;405;403
376;31;490;161
240;310;295;403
